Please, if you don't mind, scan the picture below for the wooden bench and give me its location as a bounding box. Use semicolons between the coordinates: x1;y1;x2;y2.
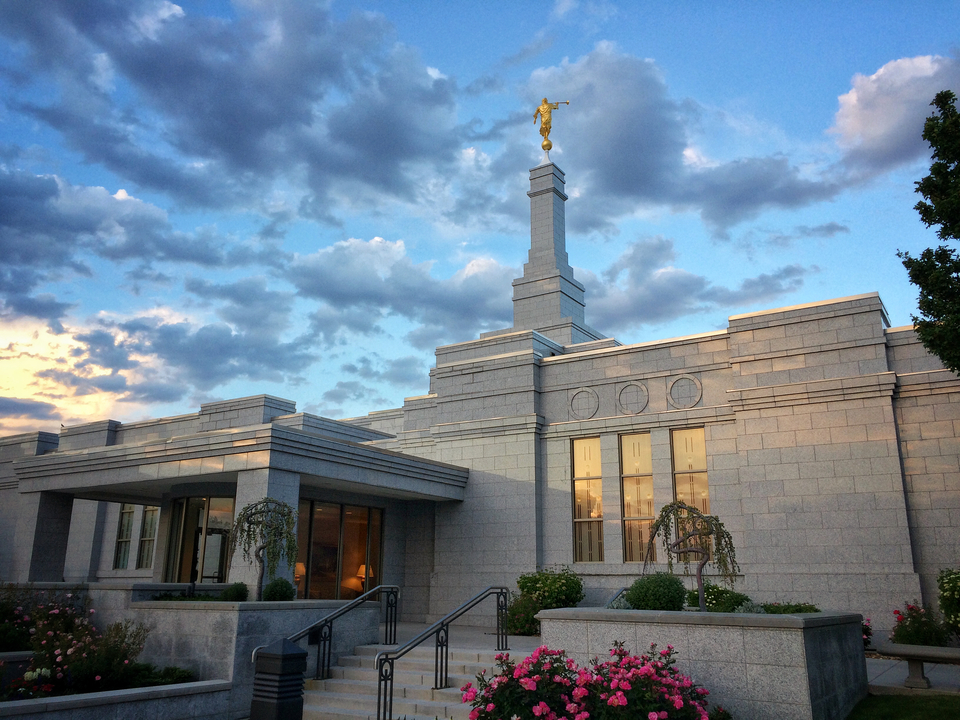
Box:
875;642;960;688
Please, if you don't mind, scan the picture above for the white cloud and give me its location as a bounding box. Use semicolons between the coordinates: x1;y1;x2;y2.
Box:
133;1;184;41
831;55;960;174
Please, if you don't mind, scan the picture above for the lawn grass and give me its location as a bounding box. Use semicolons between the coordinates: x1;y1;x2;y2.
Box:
845;693;960;719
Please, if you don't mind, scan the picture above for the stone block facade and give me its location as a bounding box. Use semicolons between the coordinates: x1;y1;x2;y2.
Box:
0;160;958;642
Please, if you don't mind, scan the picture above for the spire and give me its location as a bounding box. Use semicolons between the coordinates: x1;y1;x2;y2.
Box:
511;161;604;345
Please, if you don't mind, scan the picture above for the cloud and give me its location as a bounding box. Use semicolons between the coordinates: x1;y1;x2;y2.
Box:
183;276;295;338
583;236;812;332
0;396;61;421
831;55;960;176
287;237;515;348
0;0;464;222
0;167;271;327
522;43;846;236
319;380;390;416
341;354;428;387
764;222;850;248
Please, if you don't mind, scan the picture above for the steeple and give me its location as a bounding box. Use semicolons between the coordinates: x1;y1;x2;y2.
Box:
511;161;604;345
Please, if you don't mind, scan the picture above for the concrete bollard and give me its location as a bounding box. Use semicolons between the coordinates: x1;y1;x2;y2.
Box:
250;638;308;720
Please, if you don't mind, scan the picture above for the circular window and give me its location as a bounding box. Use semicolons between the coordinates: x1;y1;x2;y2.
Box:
570;388;600;420
618;383;648;414
667;375;702;409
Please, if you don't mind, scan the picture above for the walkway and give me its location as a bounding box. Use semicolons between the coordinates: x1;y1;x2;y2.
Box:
867;654;960;695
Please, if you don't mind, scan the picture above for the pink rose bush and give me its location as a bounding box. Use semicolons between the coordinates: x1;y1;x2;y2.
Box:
2;593;193;701
461;642;729;720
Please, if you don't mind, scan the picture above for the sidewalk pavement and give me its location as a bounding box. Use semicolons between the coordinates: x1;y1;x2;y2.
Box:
866;655;960;695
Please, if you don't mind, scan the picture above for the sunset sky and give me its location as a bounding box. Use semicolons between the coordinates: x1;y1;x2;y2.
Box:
1;0;959;434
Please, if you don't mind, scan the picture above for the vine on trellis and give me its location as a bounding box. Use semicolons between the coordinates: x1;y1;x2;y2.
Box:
642;501;740;612
229;498;298;601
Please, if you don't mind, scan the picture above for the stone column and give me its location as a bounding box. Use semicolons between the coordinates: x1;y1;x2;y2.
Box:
230;468;301;595
13;491;74;582
63;500;108;582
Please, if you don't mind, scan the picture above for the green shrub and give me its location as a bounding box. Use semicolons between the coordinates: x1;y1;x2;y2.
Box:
150;592;220;601
890;601;950;646
221;582;250;602
938;568;960;639
262;578;296;602
762;602;820;614
516;567;584;610
734;601;766;614
624;573;686;611
686;581;752;612
506;593;542;635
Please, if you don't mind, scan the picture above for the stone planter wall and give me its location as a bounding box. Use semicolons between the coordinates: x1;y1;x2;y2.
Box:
2;582;380;720
0;680;232;720
537;608;867;720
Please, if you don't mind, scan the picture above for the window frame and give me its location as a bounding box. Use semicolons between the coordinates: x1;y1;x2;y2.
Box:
620;432;656;563
136;505;159;570
571;436;604;563
113;503;135;570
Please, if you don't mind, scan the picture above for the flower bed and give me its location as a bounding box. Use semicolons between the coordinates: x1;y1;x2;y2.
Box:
0;590;191;702
538;607;866;720
462;643;731;720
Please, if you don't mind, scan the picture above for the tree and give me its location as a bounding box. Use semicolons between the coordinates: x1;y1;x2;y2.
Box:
642;501;739;612
900;90;960;373
229;498;298;601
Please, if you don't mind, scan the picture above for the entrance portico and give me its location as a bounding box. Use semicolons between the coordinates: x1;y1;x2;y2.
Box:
7;395;467;601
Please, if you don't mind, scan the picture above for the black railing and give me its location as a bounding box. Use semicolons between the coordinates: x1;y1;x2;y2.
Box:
283;585;399;680
374;586;509;720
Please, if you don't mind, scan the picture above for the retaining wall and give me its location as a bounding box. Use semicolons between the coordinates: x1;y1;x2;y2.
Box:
538;608;867;720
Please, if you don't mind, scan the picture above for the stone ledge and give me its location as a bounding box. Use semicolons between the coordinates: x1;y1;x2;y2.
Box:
0;680;232;717
537;607;861;630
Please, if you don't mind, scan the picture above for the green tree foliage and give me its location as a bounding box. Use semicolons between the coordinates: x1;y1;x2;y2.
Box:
900;90;960;372
229;498;298;601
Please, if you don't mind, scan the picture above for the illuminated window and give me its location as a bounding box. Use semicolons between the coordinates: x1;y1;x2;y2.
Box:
672;428;711;558
672;428;710;513
573;437;603;562
621;433;655;562
113;503;135;569
136;506;159;570
293;500;383;600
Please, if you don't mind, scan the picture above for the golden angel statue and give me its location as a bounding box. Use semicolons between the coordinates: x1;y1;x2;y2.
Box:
534;97;570;152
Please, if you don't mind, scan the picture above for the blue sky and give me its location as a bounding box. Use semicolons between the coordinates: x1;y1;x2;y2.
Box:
1;0;959;434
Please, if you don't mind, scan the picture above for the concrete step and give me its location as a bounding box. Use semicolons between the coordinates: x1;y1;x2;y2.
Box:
302;690;470;720
307;677;467;702
301;641;494;720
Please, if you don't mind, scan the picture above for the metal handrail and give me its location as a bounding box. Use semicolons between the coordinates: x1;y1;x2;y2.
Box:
375;586;508;720
606;586;629;607
252;584;399;680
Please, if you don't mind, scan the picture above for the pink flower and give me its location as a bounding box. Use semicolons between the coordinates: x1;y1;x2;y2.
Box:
486;703;494;712
532;701;551;716
519;677;538;691
95;675;101;681
648;713;659;720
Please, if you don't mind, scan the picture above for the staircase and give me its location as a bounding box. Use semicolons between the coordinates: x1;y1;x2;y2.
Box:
302;643;498;720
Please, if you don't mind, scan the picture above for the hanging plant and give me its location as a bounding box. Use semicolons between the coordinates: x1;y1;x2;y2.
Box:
642;500;739;612
229;498;298;601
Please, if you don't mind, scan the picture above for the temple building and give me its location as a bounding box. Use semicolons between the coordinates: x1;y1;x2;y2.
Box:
1;158;958;633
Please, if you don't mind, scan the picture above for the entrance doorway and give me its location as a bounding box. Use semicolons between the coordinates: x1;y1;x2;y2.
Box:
164;497;235;583
295;500;382;600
